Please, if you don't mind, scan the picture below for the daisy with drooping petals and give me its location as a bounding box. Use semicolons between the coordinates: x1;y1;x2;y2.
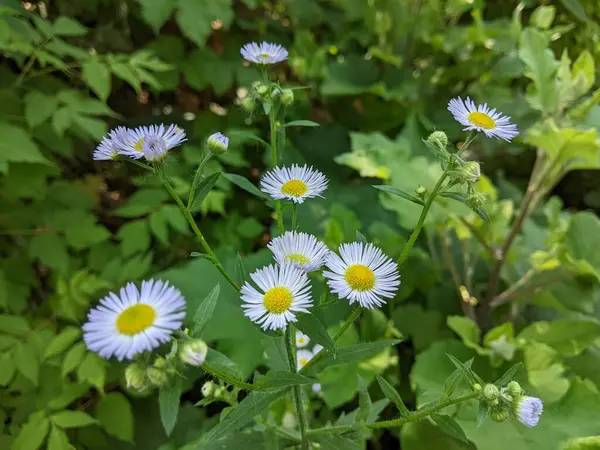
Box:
121;124;187;161
261;165;328;204
83;279;186;361
241;41;288;65
268;231;330;273
241;264;313;331
93;126;130;161
515;396;543;427
448;97;519;142
323;242;400;308
297;349;313;370
296;330;310;348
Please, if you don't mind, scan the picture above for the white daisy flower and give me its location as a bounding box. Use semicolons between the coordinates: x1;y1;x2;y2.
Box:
121;124;187;161
323;242;400;309
268;231;330;273
82;279;186;361
312;344;323;355
261;165;328;204
297;349;314;370
515;396;543;427
448;97;519;142
296;330;310;348
241;41;288;65
93;126;129;161
241;264;313;331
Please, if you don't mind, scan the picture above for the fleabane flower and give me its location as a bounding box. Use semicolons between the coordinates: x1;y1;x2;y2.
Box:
268;231;329;273
324;242;400;308
93;126;129;161
448;97;519;142
515;396;543;427
297;349;313;370
241;264;313;331
122;124;187;161
207;132;229;154
241;41;288;65
296;330;310;348
261;165;328;204
83;279;186;361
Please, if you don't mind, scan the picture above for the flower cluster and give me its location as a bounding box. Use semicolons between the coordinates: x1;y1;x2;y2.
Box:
479;382;543;427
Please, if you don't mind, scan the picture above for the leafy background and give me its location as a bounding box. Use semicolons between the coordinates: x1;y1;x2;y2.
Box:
1;0;600;449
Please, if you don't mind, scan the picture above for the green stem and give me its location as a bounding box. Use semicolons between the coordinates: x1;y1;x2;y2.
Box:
291;203;298;230
187;152;213;209
285;326;309;450
307;392;478;435
126;159;154;172
202;364;253;391
157;167;240;292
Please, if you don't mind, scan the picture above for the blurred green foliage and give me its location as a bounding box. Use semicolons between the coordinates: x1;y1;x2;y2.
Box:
1;0;600;449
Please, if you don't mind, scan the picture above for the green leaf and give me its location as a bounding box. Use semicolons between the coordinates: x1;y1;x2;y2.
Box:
401;420;472;450
518;318;600;356
559;0;588;21
0;122;50;168
96;392;134;442
117;220;150;257
82;59;111;101
175;0;233;46
0;353;15;386
77;353;106;391
572;51;595;97
159;376;182;436
53;17;87;36
310;339;401;370
566;212;600;274
253;370;316;390
12;416;49;450
235;253;247;285
203;348;245;383
192;283;220;335
493;362;523;387
373;185;425;206
0;314;31;336
140;0;175;32
357;376;372;423
223;173;269;201
295;313;336;356
281;120;320;128
447;316;482;352
355;230;368;244
228;130;270;149
438;192;490;222
14;342;39;386
47;425;70;450
190;172;221;212
28;234;69;274
446;354;483;386
525;342;570;402
62;342;86;376
431;414;469;443
444;366;466;398
531;5;556;30
376;374;410;417
24;91;58;128
50;410;96;429
44;326;81;360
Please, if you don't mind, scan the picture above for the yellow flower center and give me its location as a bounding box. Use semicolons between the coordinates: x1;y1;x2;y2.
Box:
263;287;293;314
260;53;270;59
345;264;375;291
281;180;308;197
299;358;309;367
468;112;495;129
286;253;309;265
116;304;156;335
134;138;144;152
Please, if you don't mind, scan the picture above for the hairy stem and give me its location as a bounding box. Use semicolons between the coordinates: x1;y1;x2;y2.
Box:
285;326;309;450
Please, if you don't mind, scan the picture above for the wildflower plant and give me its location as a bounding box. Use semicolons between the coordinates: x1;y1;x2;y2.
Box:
78;40;551;449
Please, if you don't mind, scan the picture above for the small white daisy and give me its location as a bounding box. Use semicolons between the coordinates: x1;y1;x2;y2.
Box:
241;264;313;331
121;124;187;161
241;41;288;65
268;231;330;273
448;97;519;142
312;344;323;355
93;126;129;161
261;165;328;204
83;279;186;361
323;242;400;309
297;349;314;370
515;396;543;427
296;330;310;348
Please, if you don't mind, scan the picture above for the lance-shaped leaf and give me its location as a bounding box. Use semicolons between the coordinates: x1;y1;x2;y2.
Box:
192;283;220;335
295;313;336;356
253;370;316;391
376;374;411;417
373;185;425;206
189;172;221;212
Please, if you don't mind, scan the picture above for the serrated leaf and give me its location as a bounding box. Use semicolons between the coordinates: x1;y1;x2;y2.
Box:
493;362;524;387
376;374;410;417
430;414;468;443
62;342;86;376
140;0;175;33
0;314;31;336
82;59;111;101
24;91;58;128
53;17;87;36
44;326;81;360
309;339;401;371
373;185;425;206
295;313;336;356
223;173;269;201
159;376;182;436
50;410;96;428
47;425;70;450
281;120;320;128
96;392;134;442
192;283;220;335
14;342;39;386
12;416;49;450
0;122;50;167
76;353;106;392
175;0;233;47
190;172;221;212
253;370;316;390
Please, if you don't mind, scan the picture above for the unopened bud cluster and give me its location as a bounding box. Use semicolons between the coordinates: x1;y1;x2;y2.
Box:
476;381;543;427
243;81;295;118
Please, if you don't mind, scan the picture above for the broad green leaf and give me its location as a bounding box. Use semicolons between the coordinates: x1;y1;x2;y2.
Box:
175;0;233;47
401;420;473;450
447;316;482;352
192;283;220;335
14;342;39;385
431;414;469;443
47;425;69;450
559;0;588;21
561;435;600;450
376;374;410;417
525;342;570;402
203;348;245;384
96;392;134;442
53;17;87;36
24;91;58;128
518;318;600;356
223;173;269;201
253;370;316;390
140;0;175;33
295;313;336;356
313;433;363;450
0;314;31;336
0;352;15;386
281;120;320;128
117;220;150;258
228;130;270;148
44;326;81;360
12;416;49;450
531;5;555;30
373;185;424;206
190;172;221;212
159;376;182;436
0;122;50;167
62;342;86;375
572;51;595;97
28;234;69;274
76;353;106;391
309;339;401;371
50;410;96;428
82;59;111;101
566;212;600;274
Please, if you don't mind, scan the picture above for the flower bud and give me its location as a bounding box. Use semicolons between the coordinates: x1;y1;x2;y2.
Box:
514;396;543;427
281;89;294;105
153;356;167;369
282;411;296;429
241;97;256;113
507;381;522;399
179;339;208;367
427;131;448;149
201;381;215;397
473;383;482;392
462;161;481;183
253;82;268;96
489;406;510;422
271;87;282;101
467;191;486;210
125;363;148;391
483;384;499;403
415;185;427;197
207;132;229;155
147;367;168;387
